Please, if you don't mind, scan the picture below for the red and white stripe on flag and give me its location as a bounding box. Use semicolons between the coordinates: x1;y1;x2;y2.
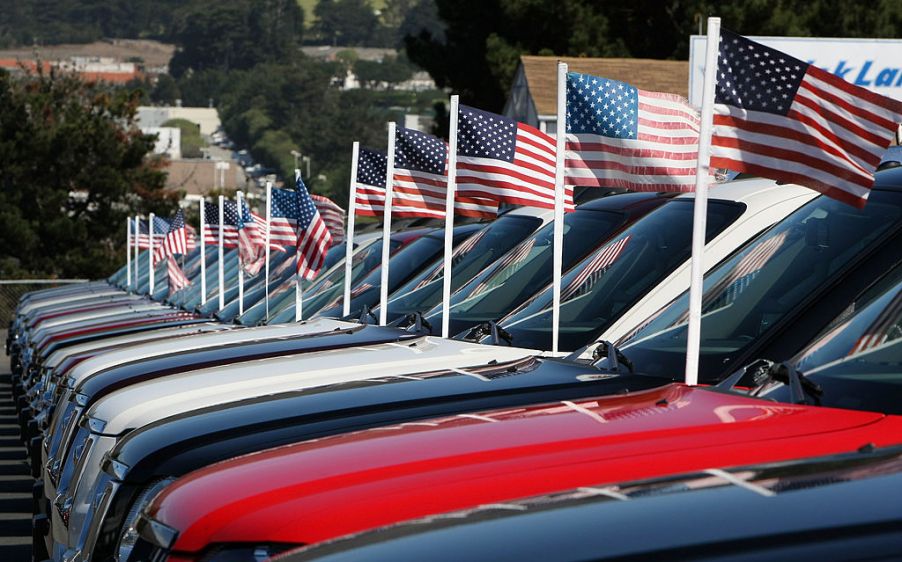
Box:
311;194;346;245
393;126;498;219
710;29;902;208
166;255;191;293
355;184;386;217
564;71;708;192
848;288;902;355
456;104;574;211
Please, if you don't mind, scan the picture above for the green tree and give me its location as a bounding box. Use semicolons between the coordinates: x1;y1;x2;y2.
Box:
168;0;304;77
0;68;174;278
151;74;181;105
314;0;381;46
161;118;205;158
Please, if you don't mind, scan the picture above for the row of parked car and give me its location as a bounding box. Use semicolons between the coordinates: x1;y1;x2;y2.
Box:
7;169;902;561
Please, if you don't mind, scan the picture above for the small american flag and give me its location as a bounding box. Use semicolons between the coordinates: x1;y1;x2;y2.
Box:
160;209;189;257
137;216;170;249
560;235;630;301
711;30;902;208
166;255;191;293
311;193;346;244
269;188;301;246
565;71;709;192
393;127;498;219
295;175;333;280
355;148;388;217
238;199;266;276
219;201;241;248
457;105;574;211
202;202;223;245
848;288;902;355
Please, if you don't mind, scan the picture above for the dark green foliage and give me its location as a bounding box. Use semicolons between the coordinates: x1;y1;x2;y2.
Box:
314;0;381;46
405;0;902;111
0;69;173;278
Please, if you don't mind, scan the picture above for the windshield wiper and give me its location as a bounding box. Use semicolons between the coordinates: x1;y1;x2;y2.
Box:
715;359;822;405
576;340;635;374
467;321;513;346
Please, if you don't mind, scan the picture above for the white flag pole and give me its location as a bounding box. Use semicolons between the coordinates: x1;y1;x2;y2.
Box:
684;17;721;387
236;190;246;315
379;122;397;326
551;62;568;354
441;96;460;338
218;195;225;311
148;213;156;295
295;169;303;323
126;218;132;290
343;142;360;317
264;181;273;321
133;216;140;291
199;199;207;305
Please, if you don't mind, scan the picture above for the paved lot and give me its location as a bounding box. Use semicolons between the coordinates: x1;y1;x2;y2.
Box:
0;330;31;562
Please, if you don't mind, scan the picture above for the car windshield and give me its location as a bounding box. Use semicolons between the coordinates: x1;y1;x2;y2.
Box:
755;271;902;414
620;190;902;382
384;215;544;318
426;209;626;327
491;199;745;351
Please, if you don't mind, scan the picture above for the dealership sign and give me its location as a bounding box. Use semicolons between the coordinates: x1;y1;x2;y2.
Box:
689;35;902;106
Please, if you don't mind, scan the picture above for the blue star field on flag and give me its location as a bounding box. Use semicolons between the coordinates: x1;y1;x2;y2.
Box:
566;74;639;139
357;148;387;188
458;106;517;161
395;127;447;174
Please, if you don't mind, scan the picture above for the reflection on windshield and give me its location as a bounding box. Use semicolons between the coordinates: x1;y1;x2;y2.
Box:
620;191;902;384
493;200;744;351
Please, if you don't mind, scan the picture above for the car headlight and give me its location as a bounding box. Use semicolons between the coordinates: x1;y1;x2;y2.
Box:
116;478;175;562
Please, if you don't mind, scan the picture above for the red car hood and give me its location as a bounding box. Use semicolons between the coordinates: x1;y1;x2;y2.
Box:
152;383;902;553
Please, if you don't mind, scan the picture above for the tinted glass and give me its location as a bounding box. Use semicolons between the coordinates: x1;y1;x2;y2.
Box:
493;200;744;351
385;215;544;318
621;191;902;381
426;209;625;327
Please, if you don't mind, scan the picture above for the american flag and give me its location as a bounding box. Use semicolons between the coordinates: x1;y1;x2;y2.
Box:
560;235;630;301
238;198;266;276
166;255;191;293
311;193;346;244
202;202;225;245
295;175;333;280
355;148;388;217
711;30;902;208
156;209;189;260
565;71;709;192
219;201;242;248
848;288;902;355
393;127;498;219
456;105;574;211
185;224;197;252
269;188;301;246
136;216;170;249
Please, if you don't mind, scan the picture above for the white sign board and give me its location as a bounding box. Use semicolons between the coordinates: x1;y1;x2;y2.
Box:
689;35;902;107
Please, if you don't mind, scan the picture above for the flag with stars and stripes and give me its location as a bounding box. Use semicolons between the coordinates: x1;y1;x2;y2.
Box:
560;235;630;301
153;209;189;262
393;127;499;219
565;71;709;192
219;201;242;248
355;148;388;217
269;188;301;246
238;199;266;276
295;175;333;280
185;224;197;252
711;29;902;208
137;216;170;249
456;105;574;211
166;255;191;293
311;193;346;245
202;202;229;245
